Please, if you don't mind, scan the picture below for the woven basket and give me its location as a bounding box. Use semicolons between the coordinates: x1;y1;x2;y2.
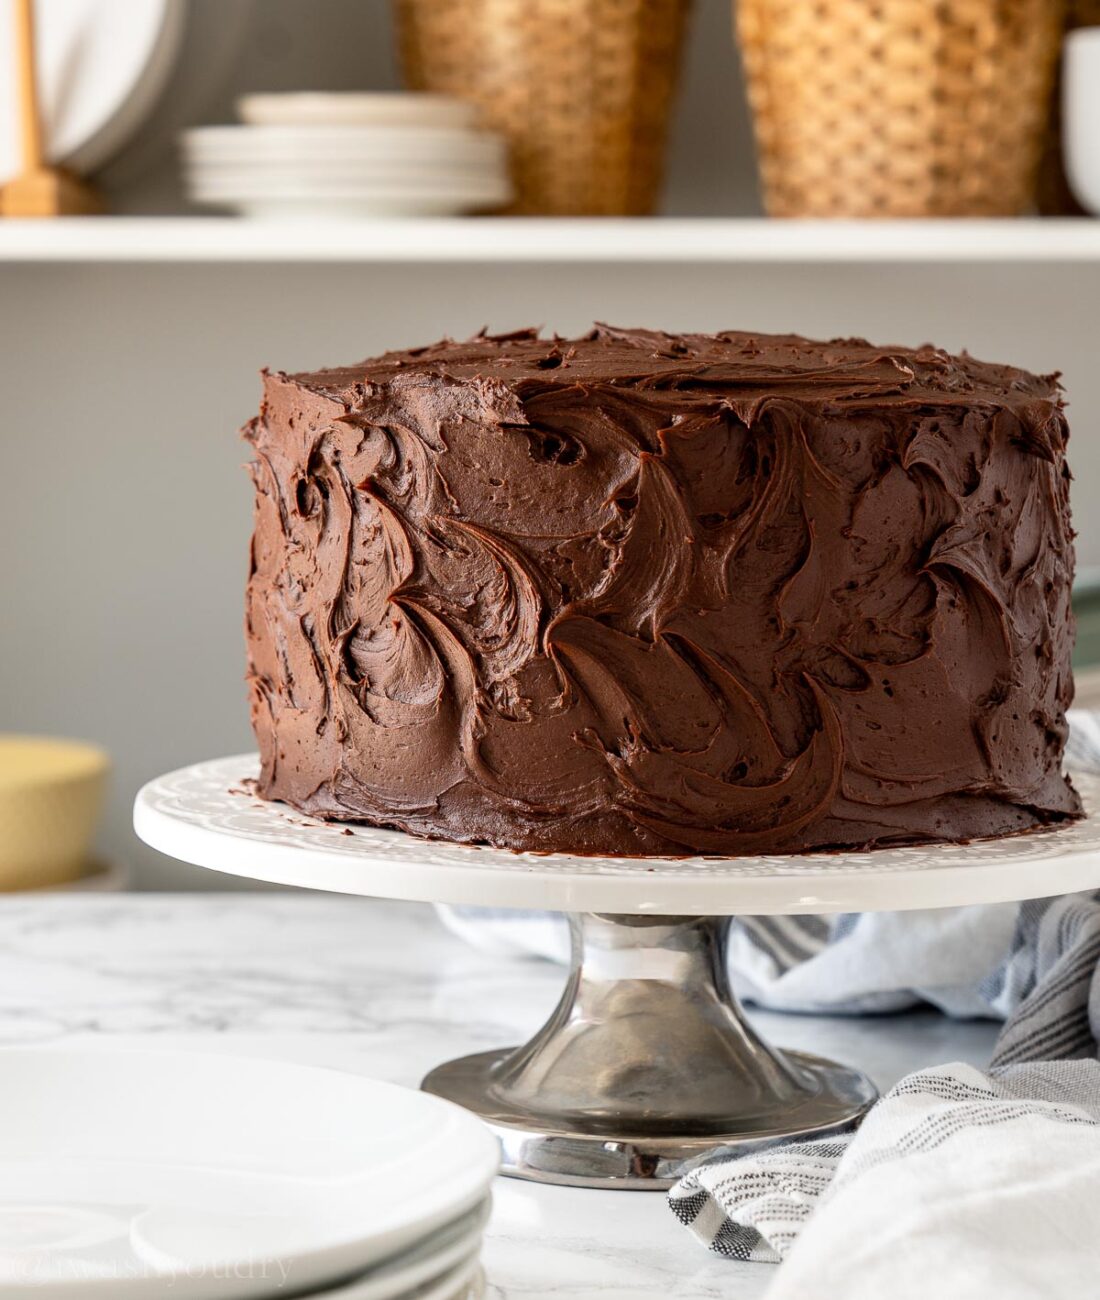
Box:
396;0;692;216
736;0;1065;218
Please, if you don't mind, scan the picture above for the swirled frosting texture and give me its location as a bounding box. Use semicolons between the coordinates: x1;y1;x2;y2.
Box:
244;326;1080;855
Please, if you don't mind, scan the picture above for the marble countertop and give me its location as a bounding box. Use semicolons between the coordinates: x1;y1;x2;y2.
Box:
0;895;1000;1299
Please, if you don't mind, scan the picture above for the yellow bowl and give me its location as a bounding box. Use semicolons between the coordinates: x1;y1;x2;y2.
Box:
0;736;110;891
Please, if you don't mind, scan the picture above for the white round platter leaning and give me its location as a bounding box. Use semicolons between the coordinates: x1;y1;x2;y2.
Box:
135;756;1100;1192
0;1048;499;1300
0;0;185;185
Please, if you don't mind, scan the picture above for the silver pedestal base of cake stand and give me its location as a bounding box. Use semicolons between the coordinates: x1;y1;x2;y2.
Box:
422;912;875;1188
134;757;1100;1192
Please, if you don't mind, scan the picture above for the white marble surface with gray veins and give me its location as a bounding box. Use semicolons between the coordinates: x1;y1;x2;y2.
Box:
0;895;1000;1298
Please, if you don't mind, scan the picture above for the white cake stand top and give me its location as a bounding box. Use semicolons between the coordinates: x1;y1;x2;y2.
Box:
134;755;1100;916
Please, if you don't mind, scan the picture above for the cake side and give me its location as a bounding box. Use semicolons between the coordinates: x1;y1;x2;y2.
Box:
244;327;1080;855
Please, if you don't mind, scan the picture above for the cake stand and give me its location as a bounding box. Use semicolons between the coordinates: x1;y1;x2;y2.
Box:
134;757;1100;1191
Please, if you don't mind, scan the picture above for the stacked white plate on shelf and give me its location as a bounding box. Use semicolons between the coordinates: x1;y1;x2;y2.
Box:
182;94;512;218
0;1050;498;1299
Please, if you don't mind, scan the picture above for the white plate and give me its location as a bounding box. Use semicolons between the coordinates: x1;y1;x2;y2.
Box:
0;1049;499;1300
183;159;508;186
187;174;510;200
323;1252;483;1300
182;125;506;165
196;197;506;220
0;0;184;184
313;1201;488;1300
238;93;481;131
186;182;511;212
188;197;509;220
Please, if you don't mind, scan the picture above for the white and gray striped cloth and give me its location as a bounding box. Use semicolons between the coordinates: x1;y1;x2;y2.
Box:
671;1057;1100;1299
443;709;1100;1298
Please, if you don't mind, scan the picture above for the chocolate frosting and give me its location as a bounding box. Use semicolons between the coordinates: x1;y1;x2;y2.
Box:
244;326;1080;855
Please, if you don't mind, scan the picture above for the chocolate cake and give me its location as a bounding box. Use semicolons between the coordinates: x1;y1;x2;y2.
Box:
243;326;1081;856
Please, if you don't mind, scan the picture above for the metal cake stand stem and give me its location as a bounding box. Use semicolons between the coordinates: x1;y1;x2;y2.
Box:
422;911;874;1187
134;756;1100;1192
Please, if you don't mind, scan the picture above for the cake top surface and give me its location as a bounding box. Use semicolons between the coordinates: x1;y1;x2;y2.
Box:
284;324;1060;412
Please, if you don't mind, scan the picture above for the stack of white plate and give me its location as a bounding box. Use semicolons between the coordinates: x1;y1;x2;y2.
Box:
182;93;512;219
0;1050;498;1299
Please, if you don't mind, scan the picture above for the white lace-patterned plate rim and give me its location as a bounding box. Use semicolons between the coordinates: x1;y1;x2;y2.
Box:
134;756;1100;916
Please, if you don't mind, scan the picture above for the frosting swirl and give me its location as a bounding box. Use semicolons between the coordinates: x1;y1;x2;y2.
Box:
244;326;1080;855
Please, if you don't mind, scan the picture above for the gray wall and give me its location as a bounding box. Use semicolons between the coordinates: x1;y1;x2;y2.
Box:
3;2;1098;886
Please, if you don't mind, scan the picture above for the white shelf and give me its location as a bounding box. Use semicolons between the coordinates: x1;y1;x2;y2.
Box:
2;216;1100;264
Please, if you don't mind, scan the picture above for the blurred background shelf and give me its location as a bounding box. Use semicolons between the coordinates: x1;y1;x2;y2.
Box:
3;217;1100;264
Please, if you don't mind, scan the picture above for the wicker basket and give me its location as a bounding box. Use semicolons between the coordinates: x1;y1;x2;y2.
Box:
736;0;1066;218
396;0;692;216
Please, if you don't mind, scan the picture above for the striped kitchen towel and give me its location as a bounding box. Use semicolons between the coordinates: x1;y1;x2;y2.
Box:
666;709;1100;1297
669;892;1100;1273
670;1058;1100;1299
